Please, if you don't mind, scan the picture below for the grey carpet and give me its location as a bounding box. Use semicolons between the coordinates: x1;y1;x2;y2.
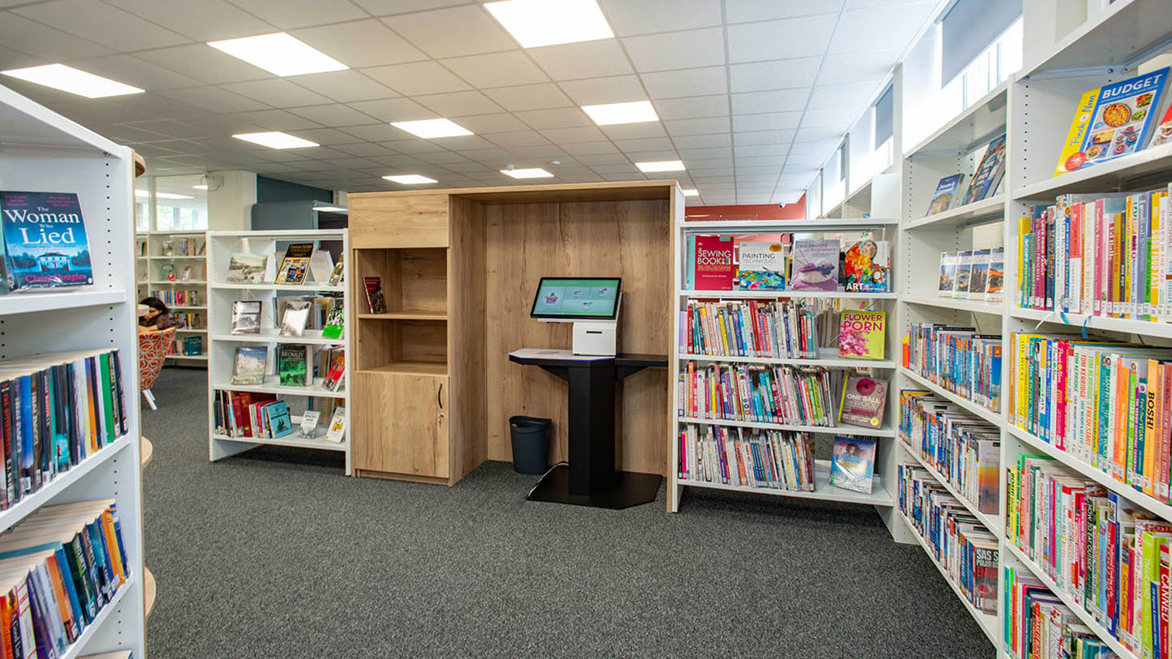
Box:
142;368;992;658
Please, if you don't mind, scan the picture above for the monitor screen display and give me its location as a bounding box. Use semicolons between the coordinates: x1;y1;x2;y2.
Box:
530;277;621;320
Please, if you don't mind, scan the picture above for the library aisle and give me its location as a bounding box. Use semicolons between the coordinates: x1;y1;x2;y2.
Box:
141;370;987;658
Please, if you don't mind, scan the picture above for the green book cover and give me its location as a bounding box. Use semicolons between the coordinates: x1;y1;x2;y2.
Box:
838;310;885;360
98;354;114;445
278;345;308;387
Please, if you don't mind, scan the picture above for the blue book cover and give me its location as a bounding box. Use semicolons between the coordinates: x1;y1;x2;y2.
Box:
264;401;293;439
0;191;92;291
828;436;876;493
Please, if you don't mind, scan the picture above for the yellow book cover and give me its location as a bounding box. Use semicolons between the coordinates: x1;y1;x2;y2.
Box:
1153;191;1166;321
1017;216;1030;308
1145;359;1161;496
1054;88;1100;176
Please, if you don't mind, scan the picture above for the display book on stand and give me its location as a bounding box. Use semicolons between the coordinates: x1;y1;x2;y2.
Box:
509;276;669;509
208;231;350;473
674;221;894;508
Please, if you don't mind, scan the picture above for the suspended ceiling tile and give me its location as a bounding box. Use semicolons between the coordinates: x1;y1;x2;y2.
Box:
73;54;203;91
363;61;472;96
228;109;322;130
817;48;903;86
0;13;114;60
483;130;551;148
353;0;473;16
726;14;837;62
828;2;937;54
664;115;730;136
558;141;621;156
13;0;187;51
672;133;732;149
292;20;429;69
599;122;667;140
414;90;504;117
734;143;791;158
808;81;882;109
332;142;398;157
134;44;271;85
612;138;673;153
527;40;634;81
731;89;811;115
290;71;399;104
539;126;608;145
381;5;516;59
454;112;530;134
225;0;368;29
348;97;438;122
514;107;592;130
621;27;725;73
483;83;573;111
287;104;378;127
733;129;798;145
339;124;398;142
222;79;332;108
724;0;844;23
161;87;270;113
558;75;647;105
731;112;801;132
641;67;727;99
102;0;272;41
653;95;729;120
599;0;722;36
729;58;820;93
441;51;548;89
428;135;497;150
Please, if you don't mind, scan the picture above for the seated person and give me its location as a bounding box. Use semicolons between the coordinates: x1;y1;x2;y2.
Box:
138;297;181;333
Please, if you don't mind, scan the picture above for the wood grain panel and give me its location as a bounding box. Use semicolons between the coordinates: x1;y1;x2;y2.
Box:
448;196;488;481
395;248;447;312
349;193;449;248
483;199;672;475
352;371;449;478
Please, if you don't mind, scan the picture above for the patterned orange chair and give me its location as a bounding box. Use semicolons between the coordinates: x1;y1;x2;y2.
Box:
138;327;175;410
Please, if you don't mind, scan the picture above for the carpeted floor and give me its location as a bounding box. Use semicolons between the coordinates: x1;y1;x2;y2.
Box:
141;367;992;658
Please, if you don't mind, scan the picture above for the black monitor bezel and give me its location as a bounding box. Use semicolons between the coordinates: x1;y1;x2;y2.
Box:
529;276;622;320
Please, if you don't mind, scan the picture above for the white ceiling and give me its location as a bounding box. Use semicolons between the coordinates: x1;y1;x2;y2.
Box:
0;0;942;205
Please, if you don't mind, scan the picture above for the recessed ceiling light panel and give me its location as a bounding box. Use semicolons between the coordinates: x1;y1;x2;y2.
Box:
390;119;473;139
384;175;438;184
232;131;319;149
682;189;699;197
582;101;658;126
192;185;209;190
208;33;347;77
1;64;144;98
636;160;686;173
485;0;613;48
501;168;553;179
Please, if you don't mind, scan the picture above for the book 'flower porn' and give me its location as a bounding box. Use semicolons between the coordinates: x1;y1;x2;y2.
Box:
843;239;889;293
838;309;885;360
0;191;92;291
829;436;876;494
693;235;735;291
1054;67;1169;176
790;239;839;291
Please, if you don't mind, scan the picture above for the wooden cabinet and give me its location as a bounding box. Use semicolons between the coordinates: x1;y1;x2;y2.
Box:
353;372;449;479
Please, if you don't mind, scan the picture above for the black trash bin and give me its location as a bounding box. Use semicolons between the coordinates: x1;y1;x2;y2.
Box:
509;416;551;475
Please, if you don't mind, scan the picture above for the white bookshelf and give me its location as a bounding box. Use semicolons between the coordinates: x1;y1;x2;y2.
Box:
206;230;352;474
146;230;209;364
668;216;903;530
0;83;144;656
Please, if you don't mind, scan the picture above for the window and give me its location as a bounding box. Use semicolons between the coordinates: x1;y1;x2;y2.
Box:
153;174;208;232
941;0;1022;85
873;83;894;149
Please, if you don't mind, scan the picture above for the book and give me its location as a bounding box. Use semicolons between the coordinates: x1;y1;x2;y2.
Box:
263;401;293;438
829;436;876;493
735;241;786;290
179;264;193;281
325;406;346;443
321;305;344;339
677;424;814;491
681;299;820;359
962;134;1007;205
279;300;310;337
951;250;973;298
230;301;261;335
226;253;266;284
839;375;888;429
790;239;839;291
938;252;958;296
986;247;1005;302
900;390;1000;513
363;277;387;314
161;263;175;282
968;248;992;299
838;310;885;360
927;174;965;215
274;243;313;285
693;235;735;290
322;353;346;391
298;410;320;439
1055;68;1170;176
182;335;202;356
677;363;838;426
0;191;93;291
230;346;267;385
1150;100;1172;147
160;240;173;256
307;250;334;283
905;323;1001;411
277;344;308;387
843;239;889;293
328;260;344;286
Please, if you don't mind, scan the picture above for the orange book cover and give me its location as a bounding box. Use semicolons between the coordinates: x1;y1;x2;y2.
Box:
1114;359;1130;481
0;590;13;659
44;556;75;642
100;511;125;583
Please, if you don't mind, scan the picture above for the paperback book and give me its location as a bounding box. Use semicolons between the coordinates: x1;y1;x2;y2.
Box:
838;310;885;360
937;252;958;296
230;346;267;385
363;276;387;313
828;435;876;493
951;250;973;298
226;253;266;284
277;344;309;387
325;406;346;443
275;242;314;285
735;241;787;290
0;191;93;291
231;300;261;334
986;247;1005;302
321;305;345;339
842;239;889;293
927;174;965;215
838;375;888;429
322;352;346;391
328;260;345;286
279;299;311;337
790;239;839;291
693;235;735;290
962;134;1007;205
298;410;320;438
968;248;992;299
307;249;334;283
263;401;293;438
1054;68;1169;176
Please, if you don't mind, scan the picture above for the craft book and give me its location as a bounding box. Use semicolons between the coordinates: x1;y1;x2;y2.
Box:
1054;68;1170;176
843;239;889;293
838;309;885;360
927;174;964;215
838;375;888;429
790;239;839;291
962;134;1007;205
735;241;787;290
693;235;735;290
0;191;92;291
829;436;876;493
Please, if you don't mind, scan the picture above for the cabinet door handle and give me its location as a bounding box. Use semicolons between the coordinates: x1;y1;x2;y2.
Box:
437;383;443;409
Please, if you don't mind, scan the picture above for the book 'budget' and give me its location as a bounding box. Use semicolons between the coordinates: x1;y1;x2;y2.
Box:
1055;68;1170;176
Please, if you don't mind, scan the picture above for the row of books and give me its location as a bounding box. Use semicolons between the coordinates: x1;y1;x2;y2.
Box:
167;336;203;357
147;289;200;307
230;299;344;340
902;323;1003;412
158;237;203;257
158;263;202;282
227;244;342;287
230;345;345;391
1010;333;1172;501
1004;567;1119;659
679;299;820;359
687;234;891;294
898;390;999;515
923;134;1006;215
677;424;815;492
1007;452;1172;657
0;349;128;511
935;248;1005;302
212;391;345;442
169;313;203;330
0;500;130;658
1016;186;1172;321
677;363;841;427
896;464;998;615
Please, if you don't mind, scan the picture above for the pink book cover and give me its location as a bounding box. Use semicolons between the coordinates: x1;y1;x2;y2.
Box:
1071;204;1083;312
1095;200;1105;314
1034;214;1044;309
1055;340;1068;450
694;235;735;290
